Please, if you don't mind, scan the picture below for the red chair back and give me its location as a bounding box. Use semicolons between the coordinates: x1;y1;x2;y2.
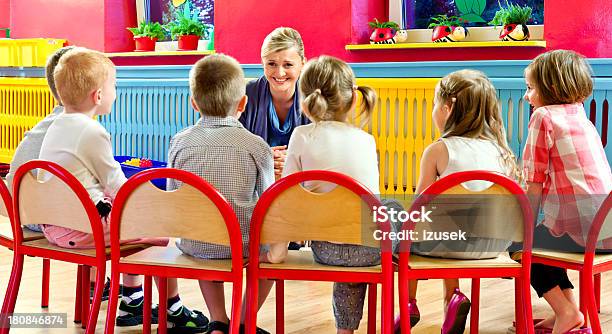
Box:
12;160;107;255
109;168;244;271
398;170;534;262
0;179;11;221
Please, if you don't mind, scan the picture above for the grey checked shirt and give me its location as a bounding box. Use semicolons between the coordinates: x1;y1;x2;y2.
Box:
168;116;275;259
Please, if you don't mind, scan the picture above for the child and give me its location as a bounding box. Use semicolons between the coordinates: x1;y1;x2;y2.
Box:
522;50;612;334
38;47;208;332
405;69;523;334
261;55;381;334
167;54;275;334
6;45;117;302
6;45;74;232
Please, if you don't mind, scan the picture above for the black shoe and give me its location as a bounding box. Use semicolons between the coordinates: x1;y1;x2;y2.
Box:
288;242;303;250
239;324;270;334
206;322;269;334
166;305;209;334
116;299;159;326
90;277;122;302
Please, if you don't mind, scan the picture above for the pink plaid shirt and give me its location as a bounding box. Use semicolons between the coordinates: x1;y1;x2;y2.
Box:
522;103;612;247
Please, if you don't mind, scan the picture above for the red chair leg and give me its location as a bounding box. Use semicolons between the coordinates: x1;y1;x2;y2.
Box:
158;277;168;334
594;273;601;313
522;276;534;334
81;266;90;329
470;279;480;334
275;280;284;334
74;265;83;323
367;283;376;334
143;275;152;334
398;278;411;334
229;277;243;334
382;273;393;334
85;266;105;334
41;258;50;308
579;274;588;326
244;271;260;334
515;278;525;334
104;269;122;334
585;274;602;334
0;253;25;334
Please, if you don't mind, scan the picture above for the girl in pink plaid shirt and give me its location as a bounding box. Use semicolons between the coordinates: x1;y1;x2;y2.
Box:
523;50;612;334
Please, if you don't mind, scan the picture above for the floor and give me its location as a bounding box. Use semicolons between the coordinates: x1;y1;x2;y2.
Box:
0;246;609;333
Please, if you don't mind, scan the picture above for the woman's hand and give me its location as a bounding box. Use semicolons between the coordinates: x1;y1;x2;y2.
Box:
271;145;287;179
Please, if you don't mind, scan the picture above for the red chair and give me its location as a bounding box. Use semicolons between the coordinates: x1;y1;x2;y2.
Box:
0;179;50;309
244;170;394;334
522;192;611;334
397;171;535;334
0;160;145;334
104;168;244;334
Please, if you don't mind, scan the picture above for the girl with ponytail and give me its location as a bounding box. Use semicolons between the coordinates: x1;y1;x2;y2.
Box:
261;55;381;334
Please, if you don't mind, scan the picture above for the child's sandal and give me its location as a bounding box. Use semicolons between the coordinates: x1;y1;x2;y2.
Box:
534;327;592;334
206;321;229;334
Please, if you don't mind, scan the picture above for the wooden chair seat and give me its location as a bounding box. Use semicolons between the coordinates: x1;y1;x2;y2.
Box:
408;252;520;270
513;249;612;266
121;245;236;272
261;249;383;273
23;238;149;257
0;219;45;242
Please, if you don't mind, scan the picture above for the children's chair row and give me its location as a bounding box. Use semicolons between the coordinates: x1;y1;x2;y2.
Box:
4;160;590;334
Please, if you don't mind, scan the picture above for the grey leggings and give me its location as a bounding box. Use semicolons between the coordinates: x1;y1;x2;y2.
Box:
311;241;380;330
309;198;403;330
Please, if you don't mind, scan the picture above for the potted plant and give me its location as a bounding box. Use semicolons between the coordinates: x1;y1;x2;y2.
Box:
127;21;166;52
368;18;400;44
489;1;532;41
165;13;210;51
428;15;468;43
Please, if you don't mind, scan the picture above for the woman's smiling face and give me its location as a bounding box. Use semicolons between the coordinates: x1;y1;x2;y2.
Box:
262;47;304;96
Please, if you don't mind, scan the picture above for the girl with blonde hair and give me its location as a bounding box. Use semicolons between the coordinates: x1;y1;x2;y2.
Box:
406;69;522;334
261;55;381;334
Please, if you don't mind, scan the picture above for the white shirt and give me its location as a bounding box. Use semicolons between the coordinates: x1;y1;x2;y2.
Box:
283;121;380;193
266;121;380;263
38;112;126;204
439;136;508;191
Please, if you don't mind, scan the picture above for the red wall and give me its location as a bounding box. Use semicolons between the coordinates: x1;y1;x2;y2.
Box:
0;0;8;29
10;0;106;50
544;0;611;58
9;0;135;52
217;0;612;63
6;0;612;62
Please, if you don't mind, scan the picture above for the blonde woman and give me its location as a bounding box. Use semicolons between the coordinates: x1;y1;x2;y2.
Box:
239;27;310;179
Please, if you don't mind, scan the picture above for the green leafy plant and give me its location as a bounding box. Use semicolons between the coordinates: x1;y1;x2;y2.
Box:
165;13;211;39
488;0;532;26
127;21;166;40
428;15;466;28
368;18;400;30
455;0;487;23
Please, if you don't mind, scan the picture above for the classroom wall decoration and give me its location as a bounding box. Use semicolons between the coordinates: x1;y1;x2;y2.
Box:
394;0;543;29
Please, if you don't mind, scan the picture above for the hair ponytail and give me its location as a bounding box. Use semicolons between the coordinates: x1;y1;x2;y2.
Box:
356;85;377;127
300;55;377;124
302;89;331;121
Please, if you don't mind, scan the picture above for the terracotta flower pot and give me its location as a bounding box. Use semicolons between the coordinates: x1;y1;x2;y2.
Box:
499;23;530;41
134;36;157;52
177;35;200;51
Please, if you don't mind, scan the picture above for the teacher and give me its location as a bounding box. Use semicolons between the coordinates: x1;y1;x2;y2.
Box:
239;27;310;177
